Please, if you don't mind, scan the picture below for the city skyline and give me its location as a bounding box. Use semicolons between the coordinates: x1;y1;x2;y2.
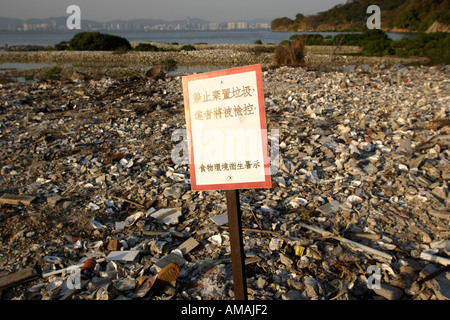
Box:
1;0;346;22
0;15;273;32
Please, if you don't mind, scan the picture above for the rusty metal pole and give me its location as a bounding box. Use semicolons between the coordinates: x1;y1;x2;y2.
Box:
225;189;247;300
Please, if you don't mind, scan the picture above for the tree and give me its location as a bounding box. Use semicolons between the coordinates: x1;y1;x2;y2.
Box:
271;17;294;30
396;9;423;30
294;13;304;24
69;32;131;51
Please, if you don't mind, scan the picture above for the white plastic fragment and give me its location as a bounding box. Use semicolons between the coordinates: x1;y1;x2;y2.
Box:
269;238;284;251
43;256;63;264
150;208;182;225
208;234;222;246
124;211;144;227
87;202;100;210
90;220;106;229
420;249;450;266
210;213;228;226
105;250;140;262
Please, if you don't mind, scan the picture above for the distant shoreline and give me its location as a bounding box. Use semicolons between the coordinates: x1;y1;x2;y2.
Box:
0;29;419;47
0;44;429;69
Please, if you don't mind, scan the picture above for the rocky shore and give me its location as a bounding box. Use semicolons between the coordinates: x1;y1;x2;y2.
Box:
0;59;449;301
0;43;429;69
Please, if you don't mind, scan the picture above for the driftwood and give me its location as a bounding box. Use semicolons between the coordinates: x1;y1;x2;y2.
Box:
297;222;393;261
0;268;39;289
420;250;450;266
0;194;36;205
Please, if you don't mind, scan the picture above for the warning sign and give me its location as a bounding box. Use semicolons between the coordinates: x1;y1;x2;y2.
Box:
182;65;271;191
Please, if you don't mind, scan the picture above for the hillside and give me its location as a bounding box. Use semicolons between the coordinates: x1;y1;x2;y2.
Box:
271;0;450;32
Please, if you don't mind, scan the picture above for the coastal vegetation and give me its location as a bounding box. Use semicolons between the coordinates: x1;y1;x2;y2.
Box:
40;66;61;80
180;44;197;51
64;32;131;51
271;0;450;32
56;33;199;54
286;30;449;63
391;32;450;64
133;43;159;52
49;27;448;66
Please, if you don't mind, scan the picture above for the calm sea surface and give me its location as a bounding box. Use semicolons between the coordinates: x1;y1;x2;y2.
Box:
0;29;415;46
0;30;417;75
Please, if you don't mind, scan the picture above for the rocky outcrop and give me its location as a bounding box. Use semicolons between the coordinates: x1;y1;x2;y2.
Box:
427;21;450;33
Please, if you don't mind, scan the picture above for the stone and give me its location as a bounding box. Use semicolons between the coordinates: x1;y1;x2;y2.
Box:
269;238;284;251
303;276;322;298
113;278;136;292
146;66;165;81
397;139;413;153
422;264;450;300
316;200;340;215
364;163;378;175
279;253;294;268
282;290;305;300
428;209;450;220
47;195;62;206
373;283;403;300
150;208;182;225
163;184;185;199
256;277;267;289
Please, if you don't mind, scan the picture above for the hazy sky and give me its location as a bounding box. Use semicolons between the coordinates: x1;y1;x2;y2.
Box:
1;0;346;21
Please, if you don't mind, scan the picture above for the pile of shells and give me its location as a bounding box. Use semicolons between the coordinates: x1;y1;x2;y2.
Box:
0;63;449;300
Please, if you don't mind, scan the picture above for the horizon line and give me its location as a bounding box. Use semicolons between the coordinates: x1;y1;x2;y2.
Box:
0;15;275;23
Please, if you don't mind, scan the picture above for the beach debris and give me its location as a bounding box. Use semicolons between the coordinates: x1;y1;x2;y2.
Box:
0;63;448;300
150;208;182;225
0;268;39;290
0;194;36;205
146;66;165;81
105;250;140;262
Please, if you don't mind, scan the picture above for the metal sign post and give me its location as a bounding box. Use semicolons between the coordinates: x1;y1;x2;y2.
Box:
182;65;270;300
225;189;247;300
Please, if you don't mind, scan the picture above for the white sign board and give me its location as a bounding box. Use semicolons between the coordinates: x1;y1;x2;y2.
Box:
182;65;271;191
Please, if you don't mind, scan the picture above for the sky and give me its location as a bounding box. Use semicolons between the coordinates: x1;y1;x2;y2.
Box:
1;0;346;22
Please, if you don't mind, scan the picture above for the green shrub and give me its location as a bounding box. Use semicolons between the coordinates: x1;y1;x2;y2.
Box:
68;32;131;51
41;66;61;80
338;30;394;56
180;44;196;51
281;29;448;63
396;9;427;32
160;58;178;72
290;34;325;45
254;39;263;45
392;32;450;64
271;17;294;30
252;46;275;54
331;33;363;46
134;43;159;51
55;41;69;50
361;39;394;56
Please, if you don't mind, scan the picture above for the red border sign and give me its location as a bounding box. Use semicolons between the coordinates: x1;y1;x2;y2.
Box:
182;65;271;191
